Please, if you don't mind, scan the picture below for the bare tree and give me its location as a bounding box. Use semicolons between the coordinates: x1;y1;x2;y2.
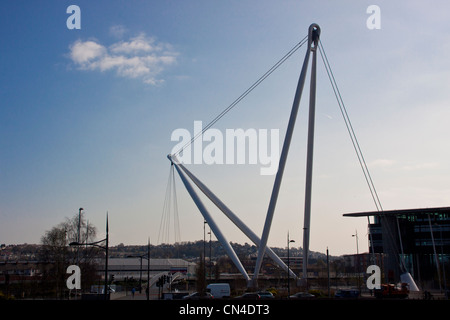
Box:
40;212;98;298
63;212;97;247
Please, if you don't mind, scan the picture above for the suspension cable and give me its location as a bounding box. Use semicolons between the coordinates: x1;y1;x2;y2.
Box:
171;163;181;243
318;40;383;212
172;35;309;157
158;165;173;244
158;164;181;244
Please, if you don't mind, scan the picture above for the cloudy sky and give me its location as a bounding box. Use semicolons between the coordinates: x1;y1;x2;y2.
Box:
1;1;450;256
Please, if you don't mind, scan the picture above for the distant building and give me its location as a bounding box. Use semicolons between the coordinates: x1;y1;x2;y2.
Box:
344;206;450;290
0;260;51;283
103;258;196;281
0;258;196;284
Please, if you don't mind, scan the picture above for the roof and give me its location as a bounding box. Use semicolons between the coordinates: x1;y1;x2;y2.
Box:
343;206;450;218
108;258;194;266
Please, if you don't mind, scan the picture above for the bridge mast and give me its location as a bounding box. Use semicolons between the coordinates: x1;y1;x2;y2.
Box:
252;23;320;287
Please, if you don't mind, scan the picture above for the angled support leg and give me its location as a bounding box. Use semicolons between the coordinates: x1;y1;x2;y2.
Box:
171;157;297;281
170;159;251;282
253;24;321;284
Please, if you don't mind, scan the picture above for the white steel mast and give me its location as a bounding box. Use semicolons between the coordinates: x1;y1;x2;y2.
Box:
252;24;320;286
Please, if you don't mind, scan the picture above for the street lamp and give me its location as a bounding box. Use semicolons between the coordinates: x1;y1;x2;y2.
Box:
127;239;151;299
203;220;207;284
126;254;146;294
352;230;360;292
70;213;109;300
208;229;212;281
287;231;295;298
76;208;84;265
147;238;151;301
77;208;84;242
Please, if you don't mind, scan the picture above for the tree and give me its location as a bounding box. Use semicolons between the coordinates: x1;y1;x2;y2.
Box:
40;212;98;298
40;223;71;298
63;212;97;247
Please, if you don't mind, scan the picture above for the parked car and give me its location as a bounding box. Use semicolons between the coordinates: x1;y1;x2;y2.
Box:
182;292;214;300
334;289;359;299
257;291;275;299
289;291;315;299
234;292;260;299
206;283;231;298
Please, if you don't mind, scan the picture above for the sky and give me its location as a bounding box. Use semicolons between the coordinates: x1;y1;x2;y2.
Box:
1;1;450;257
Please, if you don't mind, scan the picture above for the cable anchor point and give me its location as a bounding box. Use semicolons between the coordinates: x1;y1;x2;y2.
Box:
308;23;321;50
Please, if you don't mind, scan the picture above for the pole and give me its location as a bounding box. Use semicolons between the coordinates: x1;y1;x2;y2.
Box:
139;256;143;294
148;246;151;300
77;208;82;243
77;208;83;265
367;216;376;264
253;24;320;285
352;230;360;292
287;232;291;298
204;220;207;285
302;24;320;288
209;229;212;281
85;220;89;250
104;212;109;300
327;247;330;298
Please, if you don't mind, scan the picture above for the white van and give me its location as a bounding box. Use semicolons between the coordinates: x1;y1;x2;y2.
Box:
206;283;231;298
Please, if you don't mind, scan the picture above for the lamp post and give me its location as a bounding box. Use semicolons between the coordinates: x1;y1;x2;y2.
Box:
287;231;295;298
70;213;109;300
126;239;151;299
203;220;207;284
76;208;84;265
352;230;360;293
127;254;145;294
147;238;151;301
208;229;212;281
327;247;330;298
77;208;84;242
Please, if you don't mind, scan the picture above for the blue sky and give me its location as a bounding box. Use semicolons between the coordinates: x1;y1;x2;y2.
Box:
1;1;450;256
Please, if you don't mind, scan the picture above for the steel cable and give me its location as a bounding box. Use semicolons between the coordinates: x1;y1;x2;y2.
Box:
173;35;309;157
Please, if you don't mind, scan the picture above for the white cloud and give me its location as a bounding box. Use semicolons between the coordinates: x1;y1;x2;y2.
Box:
401;162;439;171
110;34;159;54
109;25;127;39
68;33;178;84
369;159;439;172
369;159;396;168
70;40;106;65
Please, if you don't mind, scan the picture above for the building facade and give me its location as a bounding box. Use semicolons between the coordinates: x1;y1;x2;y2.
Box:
344;206;450;290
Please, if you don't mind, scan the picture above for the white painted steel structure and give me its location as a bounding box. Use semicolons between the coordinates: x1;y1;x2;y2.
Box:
168;24;321;287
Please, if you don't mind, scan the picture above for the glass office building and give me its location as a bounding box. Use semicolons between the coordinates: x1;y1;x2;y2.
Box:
344;206;450;290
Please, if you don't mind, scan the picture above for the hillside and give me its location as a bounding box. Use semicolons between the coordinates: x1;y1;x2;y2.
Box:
1;241;339;262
